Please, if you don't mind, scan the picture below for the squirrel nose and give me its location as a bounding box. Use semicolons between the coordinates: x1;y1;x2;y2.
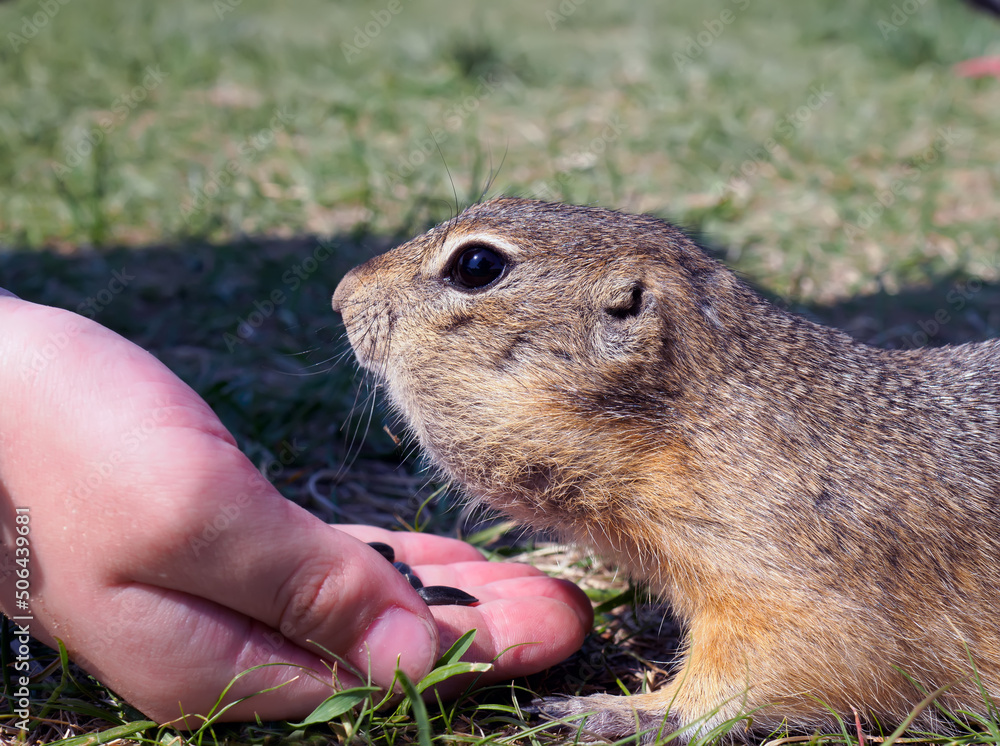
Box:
332;268;359;314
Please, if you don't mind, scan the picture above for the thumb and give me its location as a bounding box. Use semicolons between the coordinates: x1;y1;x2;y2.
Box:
113;430;443;690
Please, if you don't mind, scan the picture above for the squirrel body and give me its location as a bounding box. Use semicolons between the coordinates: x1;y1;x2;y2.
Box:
332;198;1000;742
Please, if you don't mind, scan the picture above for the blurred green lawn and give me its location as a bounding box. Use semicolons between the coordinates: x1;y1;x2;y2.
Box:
2;0;1000;742
2;0;999;300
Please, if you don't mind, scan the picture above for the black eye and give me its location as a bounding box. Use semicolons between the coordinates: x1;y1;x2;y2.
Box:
449;245;507;289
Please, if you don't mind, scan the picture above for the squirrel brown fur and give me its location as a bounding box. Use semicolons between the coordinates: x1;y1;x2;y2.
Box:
332;197;1000;743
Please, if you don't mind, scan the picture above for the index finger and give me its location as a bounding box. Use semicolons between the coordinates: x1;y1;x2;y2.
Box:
331;524;486;565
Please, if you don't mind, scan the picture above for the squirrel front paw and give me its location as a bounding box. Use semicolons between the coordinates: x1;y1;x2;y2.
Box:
527;693;679;744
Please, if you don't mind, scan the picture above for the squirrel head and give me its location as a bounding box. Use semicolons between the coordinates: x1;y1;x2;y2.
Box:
333;198;729;529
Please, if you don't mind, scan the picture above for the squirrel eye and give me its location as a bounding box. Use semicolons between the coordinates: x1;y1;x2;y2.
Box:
449;245;507;289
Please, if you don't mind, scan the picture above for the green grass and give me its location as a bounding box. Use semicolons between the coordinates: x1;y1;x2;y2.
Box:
2;0;1000;743
2;0;999;306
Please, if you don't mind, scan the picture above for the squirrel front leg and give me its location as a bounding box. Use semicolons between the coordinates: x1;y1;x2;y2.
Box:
531;643;756;743
532;598;806;743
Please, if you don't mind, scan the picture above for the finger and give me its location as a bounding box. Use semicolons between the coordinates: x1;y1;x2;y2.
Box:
121;475;441;689
332;524;486;565
437;574;594;640
407;562;594;633
427;585;592;697
408;560;553;589
58;583;363;727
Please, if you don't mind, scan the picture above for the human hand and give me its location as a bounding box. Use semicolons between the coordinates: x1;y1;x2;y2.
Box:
0;295;592;726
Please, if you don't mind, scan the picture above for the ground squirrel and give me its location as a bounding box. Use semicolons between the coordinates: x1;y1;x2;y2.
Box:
332;197;1000;743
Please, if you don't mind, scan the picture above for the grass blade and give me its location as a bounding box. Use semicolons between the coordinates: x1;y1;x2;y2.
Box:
397;670;433;746
43;720;158;746
417;661;493;693
434;628;477;667
289;685;381;727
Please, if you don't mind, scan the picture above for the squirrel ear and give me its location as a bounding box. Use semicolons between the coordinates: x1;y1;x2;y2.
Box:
596;281;659;359
603;283;645;320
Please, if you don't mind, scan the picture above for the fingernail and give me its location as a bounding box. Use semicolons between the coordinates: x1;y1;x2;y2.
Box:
353;606;437;686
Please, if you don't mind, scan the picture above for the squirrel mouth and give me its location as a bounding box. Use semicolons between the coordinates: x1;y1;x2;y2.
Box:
337;300;394;373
